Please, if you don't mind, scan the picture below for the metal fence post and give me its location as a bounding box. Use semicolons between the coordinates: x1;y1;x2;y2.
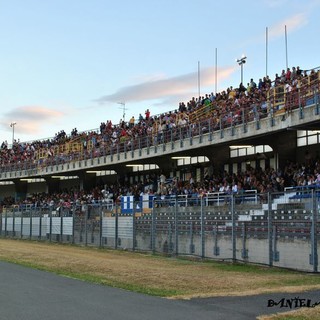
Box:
84;206;88;246
132;202;136;252
315;87;320;115
168;222;173;254
179;127;183;148
231;194;236;262
201;197;205;259
174;198;179;256
39;207;42;240
213;223;220;256
267;192;273;266
60;207;63;243
208;118;212;141
115;205;118;250
12;206;16;238
29;208;32;240
189;221;194;254
0;210;2;237
90;209;95;244
151;203;156;254
241;222;248;259
49;208;53;242
4;210;8;237
20;209;23;239
171;128;174;150
272;224;280;262
311;190;318;272
72;205;76;244
99;205;103;248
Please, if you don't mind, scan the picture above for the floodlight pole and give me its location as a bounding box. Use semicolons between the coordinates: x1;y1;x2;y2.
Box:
10;122;17;147
236;56;247;84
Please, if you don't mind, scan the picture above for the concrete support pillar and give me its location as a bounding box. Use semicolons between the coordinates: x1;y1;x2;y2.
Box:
155;160;175;178
14;180;28;202
269;130;297;169
45;177;60;194
78;172;97;192
205;145;230;175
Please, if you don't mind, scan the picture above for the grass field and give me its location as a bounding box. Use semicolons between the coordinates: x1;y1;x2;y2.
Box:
1;238;320;319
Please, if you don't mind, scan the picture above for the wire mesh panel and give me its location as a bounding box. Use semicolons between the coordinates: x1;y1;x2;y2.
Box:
73;204;102;247
234;192;269;264
73;205;86;245
153;199;176;255
132;199;154;252
86;204;102;247
101;204;133;250
203;194;234;261
175;204;201;257
1;206;17;238
101;214;116;248
270;190;316;272
1;188;320;272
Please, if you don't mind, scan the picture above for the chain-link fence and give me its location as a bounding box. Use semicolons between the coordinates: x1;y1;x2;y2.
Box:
1;190;319;272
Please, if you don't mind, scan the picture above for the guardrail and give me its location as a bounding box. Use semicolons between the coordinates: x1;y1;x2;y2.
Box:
1;190;320;272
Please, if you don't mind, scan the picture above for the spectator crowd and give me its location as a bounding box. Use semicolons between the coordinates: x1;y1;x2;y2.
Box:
0;65;320;210
0;65;318;169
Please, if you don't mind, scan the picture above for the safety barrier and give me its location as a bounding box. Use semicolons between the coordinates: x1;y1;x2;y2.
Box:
1;190;320;272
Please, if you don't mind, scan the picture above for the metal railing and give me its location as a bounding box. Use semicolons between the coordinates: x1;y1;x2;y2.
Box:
0;71;320;175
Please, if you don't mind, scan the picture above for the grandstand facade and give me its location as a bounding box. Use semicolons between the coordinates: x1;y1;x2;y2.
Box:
1;67;320;272
0;68;319;199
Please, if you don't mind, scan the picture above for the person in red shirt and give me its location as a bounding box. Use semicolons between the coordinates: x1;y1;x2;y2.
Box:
145;108;150;121
285;68;291;82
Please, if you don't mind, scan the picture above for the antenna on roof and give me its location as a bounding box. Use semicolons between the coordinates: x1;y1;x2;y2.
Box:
117;102;127;121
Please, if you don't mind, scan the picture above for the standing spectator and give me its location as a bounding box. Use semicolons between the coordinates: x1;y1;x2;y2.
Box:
145;109;150;121
285;68;291;82
249;78;257;90
129;116;135;128
296;66;302;78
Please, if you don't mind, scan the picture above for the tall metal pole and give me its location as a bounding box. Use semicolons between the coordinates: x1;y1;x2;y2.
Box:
10;122;16;147
215;48;218;95
198;61;200;98
285;25;288;70
266;27;268;77
236;56;247;85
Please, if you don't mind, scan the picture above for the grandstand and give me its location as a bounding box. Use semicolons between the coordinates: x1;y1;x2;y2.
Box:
0;66;319;199
1;66;320;272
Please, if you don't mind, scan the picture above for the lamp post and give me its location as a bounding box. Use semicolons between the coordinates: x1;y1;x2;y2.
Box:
236;55;247;84
10;122;16;147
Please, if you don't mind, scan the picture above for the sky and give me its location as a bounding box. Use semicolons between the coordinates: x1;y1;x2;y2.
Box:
0;0;319;144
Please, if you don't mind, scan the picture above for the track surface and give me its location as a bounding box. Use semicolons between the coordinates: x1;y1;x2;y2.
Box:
1;261;319;320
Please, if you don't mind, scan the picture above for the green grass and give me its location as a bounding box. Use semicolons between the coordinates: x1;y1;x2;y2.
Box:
0;256;182;297
2;239;320;299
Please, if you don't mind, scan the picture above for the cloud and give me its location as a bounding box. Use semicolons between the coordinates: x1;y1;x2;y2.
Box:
263;0;289;8
268;13;308;40
263;0;320;9
245;10;309;47
96;66;236;105
0;106;65;136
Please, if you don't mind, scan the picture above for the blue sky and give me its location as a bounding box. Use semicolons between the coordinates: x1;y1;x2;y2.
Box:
0;0;319;144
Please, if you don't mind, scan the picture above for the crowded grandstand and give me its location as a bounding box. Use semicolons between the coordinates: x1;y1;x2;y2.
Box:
0;65;320;211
